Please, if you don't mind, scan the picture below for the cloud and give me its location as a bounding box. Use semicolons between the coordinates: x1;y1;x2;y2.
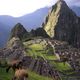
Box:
0;0;53;17
0;0;79;17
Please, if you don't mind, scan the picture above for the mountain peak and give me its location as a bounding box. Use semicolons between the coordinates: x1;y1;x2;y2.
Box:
14;23;23;28
57;0;68;7
50;0;69;15
57;0;68;5
42;0;80;47
9;23;28;40
57;0;65;3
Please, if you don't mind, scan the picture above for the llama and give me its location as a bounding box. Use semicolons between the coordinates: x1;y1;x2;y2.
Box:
12;68;28;80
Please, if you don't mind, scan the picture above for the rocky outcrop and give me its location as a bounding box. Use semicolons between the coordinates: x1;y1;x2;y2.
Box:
0;37;26;60
7;37;23;48
30;28;49;38
42;0;80;47
2;47;25;60
10;23;29;40
0;46;26;60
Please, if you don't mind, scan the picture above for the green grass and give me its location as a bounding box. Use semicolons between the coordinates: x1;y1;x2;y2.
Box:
28;70;52;80
50;61;71;71
24;42;55;60
24;41;71;71
0;68;52;80
29;44;44;50
0;68;14;80
23;40;78;80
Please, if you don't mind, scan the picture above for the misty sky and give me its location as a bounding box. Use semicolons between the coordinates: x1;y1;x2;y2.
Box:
0;0;79;17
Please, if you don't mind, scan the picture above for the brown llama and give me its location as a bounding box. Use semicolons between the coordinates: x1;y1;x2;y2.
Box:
12;68;28;80
6;59;23;73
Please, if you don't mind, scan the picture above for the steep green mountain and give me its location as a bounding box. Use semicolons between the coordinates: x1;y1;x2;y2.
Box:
10;23;29;40
42;0;80;47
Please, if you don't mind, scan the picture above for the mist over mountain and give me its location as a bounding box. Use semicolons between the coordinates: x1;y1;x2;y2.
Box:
0;23;10;47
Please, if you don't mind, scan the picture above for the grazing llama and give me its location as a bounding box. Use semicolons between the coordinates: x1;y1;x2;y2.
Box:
12;67;28;80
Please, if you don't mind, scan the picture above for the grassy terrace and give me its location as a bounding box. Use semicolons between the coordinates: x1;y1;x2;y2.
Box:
23;40;80;80
23;41;71;72
24;42;55;60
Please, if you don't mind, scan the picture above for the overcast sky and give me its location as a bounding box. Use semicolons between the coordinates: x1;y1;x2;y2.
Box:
0;0;79;17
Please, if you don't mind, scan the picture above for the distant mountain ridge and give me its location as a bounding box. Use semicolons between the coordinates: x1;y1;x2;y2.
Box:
0;7;49;31
0;7;49;47
0;5;80;47
71;6;80;16
0;23;10;47
0;6;79;31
